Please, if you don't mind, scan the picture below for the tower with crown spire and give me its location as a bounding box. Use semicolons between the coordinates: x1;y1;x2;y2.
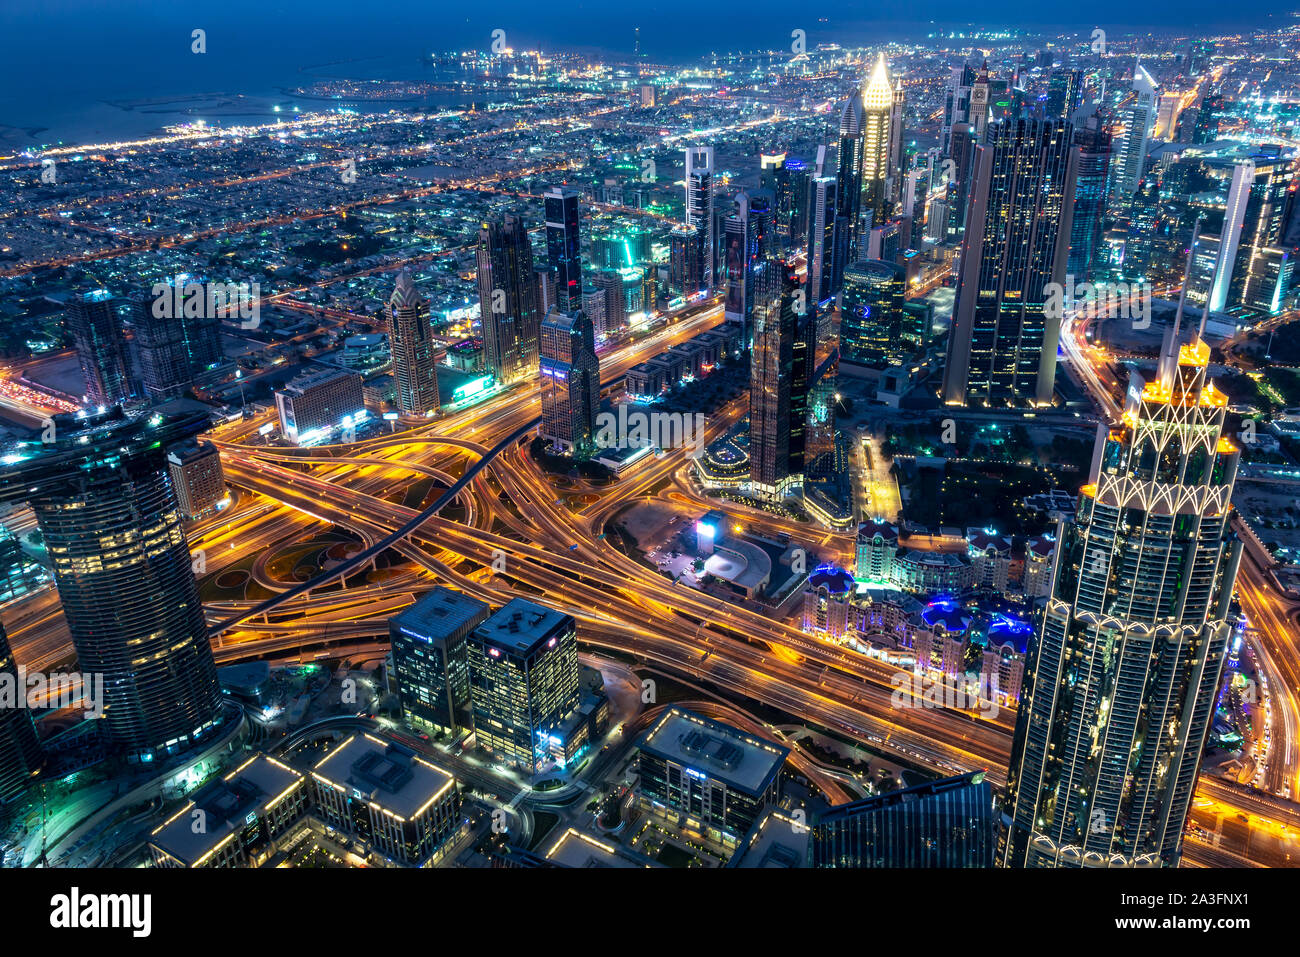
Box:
386;268;440;416
1000;238;1244;868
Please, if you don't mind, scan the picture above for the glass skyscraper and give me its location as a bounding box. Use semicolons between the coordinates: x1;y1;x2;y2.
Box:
943;117;1077;408
477;213;541;387
840;259;907;367
65;290;135;409
544;186;583;314
539;307;599;458
1001;303;1243;868
0;622;43;802
386;268;440;417
0;406;224;761
812;771;995;867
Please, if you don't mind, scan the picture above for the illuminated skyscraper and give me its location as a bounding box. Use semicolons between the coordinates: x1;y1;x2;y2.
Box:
669;224;703;298
684;147;715;289
544;186;583;314
840;259;907;367
466;598;580;774
1067;108;1113;280
539;307;600;458
65;290;134;409
0;622;43;802
0;407;223;761
1001;280;1243;868
748;260;800;497
723;191;774;340
807;150;846;305
1113;64;1158;199
836;85;866;259
133;280;226;404
943;118;1077;408
386;268;440;417
477;213;541;387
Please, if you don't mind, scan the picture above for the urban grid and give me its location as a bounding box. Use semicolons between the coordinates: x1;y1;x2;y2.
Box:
2;3;1300;898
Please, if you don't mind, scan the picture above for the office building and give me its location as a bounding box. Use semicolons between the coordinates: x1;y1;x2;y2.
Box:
669;224;704;298
149;753;307;868
943;118;1077;408
0;406;223;761
1046;69;1083;119
857;53;899;228
385;268;440;417
840;259;907;367
66;290;134;409
466;598;581;774
133;281;226;403
274;367;365;445
636;707;789;852
684;146;715;289
1067;109;1113;280
0;623;43;803
837;85;866;260
544;186;583;314
311;733;463;867
477;213;540;387
539;307;600;458
748;261;799;498
941;64;977;154
1001;287;1244;868
166;438;226;520
811;770;995;867
807;156;845;305
723;191;774;338
1113;65;1158;199
389;587;490;735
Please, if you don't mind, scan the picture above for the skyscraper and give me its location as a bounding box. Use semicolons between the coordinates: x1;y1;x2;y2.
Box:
134;280;226;403
386;268;440;417
1067;108;1113;280
943;117;1077;408
723;191;774;340
539;307;600;458
1113;65;1158;199
807;152;845;305
0;406;223;761
941;64;977;154
466;598;581;774
858;54;898;231
477;213;541;387
840;259;907;367
836;86;866;260
65;290;134;409
0;622;43;803
544;186;583;314
748;260;799;497
389;587;490;736
1001;291;1243;868
1046;68;1084;119
669;224;703;298
812;771;995;867
684;147;715;289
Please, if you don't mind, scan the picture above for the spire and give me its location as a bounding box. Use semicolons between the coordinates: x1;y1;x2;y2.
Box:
1159;217;1202;388
863;53;893;111
390;267;422;310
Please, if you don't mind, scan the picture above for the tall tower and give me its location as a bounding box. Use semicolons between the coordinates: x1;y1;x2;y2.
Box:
943;117;1077;408
0;622;43;802
0;407;224;761
1067;108;1113;280
477;213;540;387
836;88;866;262
1114;64;1158;199
1001;281;1244;868
887;75;907;208
544;186;583;314
386;268;440;416
968;62;992;137
807;149;845;305
65;290;134;409
134;278;226;404
723;191;774;342
539;307;600;458
684;147;715;289
748;260;798;498
860;53;898;232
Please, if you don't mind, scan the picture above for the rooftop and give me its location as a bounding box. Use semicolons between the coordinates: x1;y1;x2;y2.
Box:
392;587;489;642
473;598;573;656
312;733;455;821
638;707;788;797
